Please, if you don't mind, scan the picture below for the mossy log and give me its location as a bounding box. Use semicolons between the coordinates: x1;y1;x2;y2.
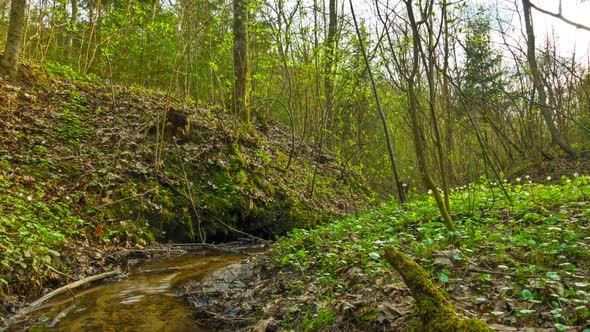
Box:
384;246;491;332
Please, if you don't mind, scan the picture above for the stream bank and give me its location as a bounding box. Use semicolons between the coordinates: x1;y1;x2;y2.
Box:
0;64;372;316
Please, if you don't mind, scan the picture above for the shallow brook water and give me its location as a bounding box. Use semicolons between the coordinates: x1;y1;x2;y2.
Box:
8;251;243;331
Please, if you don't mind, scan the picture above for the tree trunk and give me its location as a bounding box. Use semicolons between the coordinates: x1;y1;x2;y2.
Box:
522;0;578;158
324;0;337;145
441;1;456;186
405;0;455;231
65;0;77;60
1;0;26;78
232;0;251;124
350;0;407;203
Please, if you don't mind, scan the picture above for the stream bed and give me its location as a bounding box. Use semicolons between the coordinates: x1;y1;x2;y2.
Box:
7;251;244;331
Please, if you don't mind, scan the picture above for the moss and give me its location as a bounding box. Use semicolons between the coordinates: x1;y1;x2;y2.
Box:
235;169;248;186
384;246;492;332
251;173;275;195
229;143;246;170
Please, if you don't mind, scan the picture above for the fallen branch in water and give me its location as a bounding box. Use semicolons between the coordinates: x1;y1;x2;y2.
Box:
14;269;122;318
172;243;261;255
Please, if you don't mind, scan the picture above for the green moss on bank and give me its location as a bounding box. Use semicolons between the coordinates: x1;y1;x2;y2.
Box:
0;64;372;303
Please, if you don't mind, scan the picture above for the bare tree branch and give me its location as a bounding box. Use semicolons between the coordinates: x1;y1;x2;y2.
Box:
529;1;590;31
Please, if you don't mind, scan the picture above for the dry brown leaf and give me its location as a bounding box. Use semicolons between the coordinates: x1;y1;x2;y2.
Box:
21;175;36;184
377;302;403;323
252;317;278;332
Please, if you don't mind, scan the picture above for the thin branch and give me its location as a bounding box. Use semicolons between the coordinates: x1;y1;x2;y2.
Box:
529;2;590;31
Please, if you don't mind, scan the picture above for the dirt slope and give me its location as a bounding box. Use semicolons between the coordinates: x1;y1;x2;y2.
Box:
0;64;372;311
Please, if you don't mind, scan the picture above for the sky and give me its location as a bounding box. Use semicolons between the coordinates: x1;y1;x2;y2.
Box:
351;0;590;61
526;0;590;57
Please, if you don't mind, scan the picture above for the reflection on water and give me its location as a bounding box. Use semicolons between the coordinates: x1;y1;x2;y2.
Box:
13;252;242;332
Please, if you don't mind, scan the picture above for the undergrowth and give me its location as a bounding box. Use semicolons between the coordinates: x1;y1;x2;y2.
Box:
273;175;590;330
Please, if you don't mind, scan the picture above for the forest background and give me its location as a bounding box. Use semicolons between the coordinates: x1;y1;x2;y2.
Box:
1;0;590;203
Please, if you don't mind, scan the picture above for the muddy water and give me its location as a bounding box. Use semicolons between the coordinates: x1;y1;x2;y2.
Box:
11;252;243;331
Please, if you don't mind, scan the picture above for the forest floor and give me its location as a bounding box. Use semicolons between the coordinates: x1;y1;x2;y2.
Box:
2;64;590;331
184;175;590;331
0;64;371;324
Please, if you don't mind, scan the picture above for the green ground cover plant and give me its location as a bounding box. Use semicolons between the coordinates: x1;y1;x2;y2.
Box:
272;175;590;330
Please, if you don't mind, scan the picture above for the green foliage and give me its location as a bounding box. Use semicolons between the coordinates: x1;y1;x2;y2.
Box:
45;62;100;85
273;175;590;328
0;168;90;293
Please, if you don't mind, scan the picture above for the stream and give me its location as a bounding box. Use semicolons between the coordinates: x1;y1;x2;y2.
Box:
7;251;244;331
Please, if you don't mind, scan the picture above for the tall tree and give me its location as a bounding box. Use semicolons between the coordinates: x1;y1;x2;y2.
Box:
66;0;78;51
350;0;406;203
324;0;337;140
404;0;455;231
521;0;578;158
233;0;251;124
0;0;26;77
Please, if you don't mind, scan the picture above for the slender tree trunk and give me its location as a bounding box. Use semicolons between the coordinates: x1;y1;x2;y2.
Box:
65;0;78;60
350;0;407;203
324;0;337;145
441;1;456;186
420;11;451;213
233;0;251;124
405;0;455;231
1;0;26;78
522;0;578;158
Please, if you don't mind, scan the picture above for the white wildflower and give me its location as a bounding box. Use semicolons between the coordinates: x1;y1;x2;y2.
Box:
427;189;433;194
547;176;552;181
516;177;521;182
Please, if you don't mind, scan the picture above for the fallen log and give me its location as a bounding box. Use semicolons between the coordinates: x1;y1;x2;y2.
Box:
384;246;491;332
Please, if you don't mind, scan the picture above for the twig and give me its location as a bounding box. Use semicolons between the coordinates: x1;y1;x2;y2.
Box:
468;267;514;276
66;287;77;302
452;266;515;276
46;264;72;279
157;173;270;243
97;187;158;208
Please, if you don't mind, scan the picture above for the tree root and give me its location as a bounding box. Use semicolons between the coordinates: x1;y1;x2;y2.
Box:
384;246;491;332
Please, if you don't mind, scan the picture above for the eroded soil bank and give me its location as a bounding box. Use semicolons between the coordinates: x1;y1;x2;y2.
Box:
0;64;371;318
